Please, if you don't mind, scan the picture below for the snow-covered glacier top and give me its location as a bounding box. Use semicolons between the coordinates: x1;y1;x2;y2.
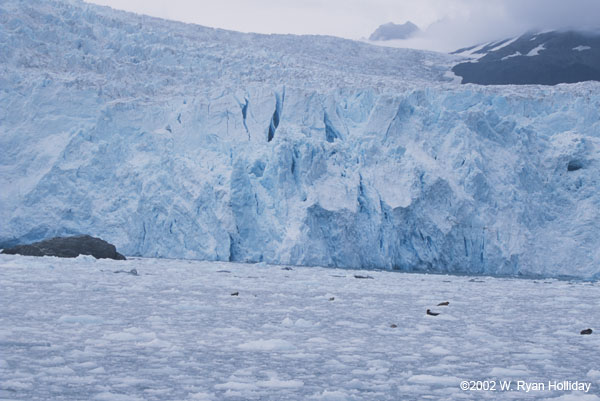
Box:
0;0;455;97
1;0;599;279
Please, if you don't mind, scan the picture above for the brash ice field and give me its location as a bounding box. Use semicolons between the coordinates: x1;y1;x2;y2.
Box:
1;255;599;400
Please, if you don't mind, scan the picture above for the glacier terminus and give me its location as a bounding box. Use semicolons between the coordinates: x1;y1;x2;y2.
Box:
1;0;599;279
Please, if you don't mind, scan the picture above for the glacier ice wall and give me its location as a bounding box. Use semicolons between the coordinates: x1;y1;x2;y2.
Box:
1;0;599;279
3;81;599;279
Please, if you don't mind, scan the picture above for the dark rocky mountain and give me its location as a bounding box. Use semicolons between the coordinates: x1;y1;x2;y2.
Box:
1;235;126;260
369;21;420;41
452;30;600;85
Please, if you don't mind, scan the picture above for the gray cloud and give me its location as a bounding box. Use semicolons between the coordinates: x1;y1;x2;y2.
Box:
415;0;600;51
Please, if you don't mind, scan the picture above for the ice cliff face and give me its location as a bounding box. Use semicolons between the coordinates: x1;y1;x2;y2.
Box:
1;0;599;279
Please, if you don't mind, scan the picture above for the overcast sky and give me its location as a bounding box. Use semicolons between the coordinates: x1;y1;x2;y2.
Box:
86;0;600;52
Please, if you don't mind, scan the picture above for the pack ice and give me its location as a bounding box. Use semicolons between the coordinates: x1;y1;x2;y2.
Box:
1;0;599;279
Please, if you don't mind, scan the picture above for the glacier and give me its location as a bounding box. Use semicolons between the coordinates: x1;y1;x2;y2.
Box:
1;0;599;279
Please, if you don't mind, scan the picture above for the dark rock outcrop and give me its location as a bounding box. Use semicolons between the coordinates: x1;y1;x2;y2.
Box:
452;30;600;85
1;235;126;260
369;22;420;41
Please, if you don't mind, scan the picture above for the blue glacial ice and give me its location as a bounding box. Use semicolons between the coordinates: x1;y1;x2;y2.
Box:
0;0;599;279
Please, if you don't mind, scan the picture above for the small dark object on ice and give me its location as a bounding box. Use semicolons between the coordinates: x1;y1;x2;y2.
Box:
580;328;593;335
390;324;398;328
231;292;239;296
114;268;138;276
426;309;440;316
354;275;374;279
469;279;485;283
1;235;126;260
281;267;293;271
216;270;231;273
437;301;449;306
329;297;335;301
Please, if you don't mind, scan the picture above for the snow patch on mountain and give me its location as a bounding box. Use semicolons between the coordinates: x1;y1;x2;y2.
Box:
501;51;522;61
526;44;546;56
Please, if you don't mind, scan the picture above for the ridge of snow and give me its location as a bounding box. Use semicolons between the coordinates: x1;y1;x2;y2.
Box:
453;41;492;59
489;37;519;52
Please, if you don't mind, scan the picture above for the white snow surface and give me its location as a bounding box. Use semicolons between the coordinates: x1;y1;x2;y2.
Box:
1;254;599;400
527;44;546;57
501;51;522;60
452;41;492;59
489;37;519;52
573;46;592;52
1;0;600;279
